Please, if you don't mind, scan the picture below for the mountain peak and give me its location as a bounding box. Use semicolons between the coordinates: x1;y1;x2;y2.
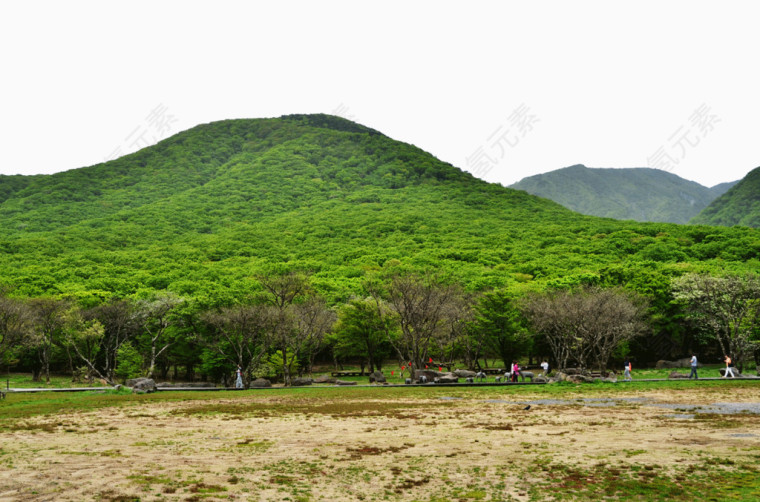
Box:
510;166;735;224
279;113;384;137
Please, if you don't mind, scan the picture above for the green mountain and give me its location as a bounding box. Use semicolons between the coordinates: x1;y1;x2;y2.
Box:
509;164;736;224
0;115;758;305
690;166;760;228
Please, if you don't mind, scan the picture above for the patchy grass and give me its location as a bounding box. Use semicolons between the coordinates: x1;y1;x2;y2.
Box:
2;379;760;501
1;372;107;389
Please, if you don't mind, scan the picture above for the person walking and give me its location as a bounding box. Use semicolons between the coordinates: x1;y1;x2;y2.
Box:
723;355;735;378
689;354;698;379
511;361;520;383
540;360;549;377
235;365;244;388
623;358;632;381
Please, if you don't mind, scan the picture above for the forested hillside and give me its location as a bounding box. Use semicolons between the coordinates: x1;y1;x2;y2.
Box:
0;116;758;303
690;166;760;228
1;115;759;382
509;164;736;224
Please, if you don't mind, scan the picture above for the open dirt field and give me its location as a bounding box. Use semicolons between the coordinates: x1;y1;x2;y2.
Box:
1;382;759;501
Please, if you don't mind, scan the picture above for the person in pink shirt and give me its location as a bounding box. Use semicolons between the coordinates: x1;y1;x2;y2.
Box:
511;361;520;383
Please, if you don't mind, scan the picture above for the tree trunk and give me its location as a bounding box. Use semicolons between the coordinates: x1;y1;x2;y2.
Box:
281;347;291;386
65;346;75;380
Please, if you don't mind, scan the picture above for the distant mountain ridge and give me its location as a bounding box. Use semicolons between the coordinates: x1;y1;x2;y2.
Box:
509;164;736;224
690;166;760;228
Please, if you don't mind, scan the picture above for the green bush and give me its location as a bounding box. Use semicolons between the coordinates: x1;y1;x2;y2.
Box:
115;342;144;382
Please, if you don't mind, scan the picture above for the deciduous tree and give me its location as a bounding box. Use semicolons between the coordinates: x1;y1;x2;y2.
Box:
672;273;760;371
523;286;647;371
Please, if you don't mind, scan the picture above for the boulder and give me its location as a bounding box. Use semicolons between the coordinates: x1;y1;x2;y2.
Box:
563;368;581;375
454;369;477;378
668;372;690;379
313;375;337;384
250;378;272;388
126;377;157;393
291;378;313;386
435;373;459;384
601;375;618;383
414;369;442;382
566;374;595;384
368;371;386;384
335;380;358;386
656;358;695;369
533;375;548;384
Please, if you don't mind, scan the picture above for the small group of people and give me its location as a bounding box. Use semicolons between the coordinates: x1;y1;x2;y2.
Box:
510;361;520;382
507;360;550;382
688;353;737;379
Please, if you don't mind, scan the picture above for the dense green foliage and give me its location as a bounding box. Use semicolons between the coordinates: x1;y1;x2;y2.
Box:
1;116;757;304
690;166;760;228
1;114;759;378
510;164;736;224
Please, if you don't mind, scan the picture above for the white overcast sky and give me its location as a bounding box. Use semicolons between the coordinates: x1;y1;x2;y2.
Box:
1;1;757;187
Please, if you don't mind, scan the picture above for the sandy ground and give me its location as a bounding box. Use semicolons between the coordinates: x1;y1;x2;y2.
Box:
1;385;759;502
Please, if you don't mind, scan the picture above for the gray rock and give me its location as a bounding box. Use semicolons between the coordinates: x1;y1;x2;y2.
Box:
436;373;459;384
291;378;313;386
668;372;690;379
454;369;477;378
250;378;272;388
313;375;337;384
405;378;412;385
414;369;442;382
656;358;696;369
368;371;386;384
465;377;474;383
566;374;595;384
126;377;157;393
533;375;548;383
335;380;358;386
113;384;122;391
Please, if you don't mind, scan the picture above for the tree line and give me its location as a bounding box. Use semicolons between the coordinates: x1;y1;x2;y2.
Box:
1;271;758;386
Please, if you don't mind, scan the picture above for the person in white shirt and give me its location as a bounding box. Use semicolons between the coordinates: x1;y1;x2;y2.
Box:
688;354;698;379
540;361;549;376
